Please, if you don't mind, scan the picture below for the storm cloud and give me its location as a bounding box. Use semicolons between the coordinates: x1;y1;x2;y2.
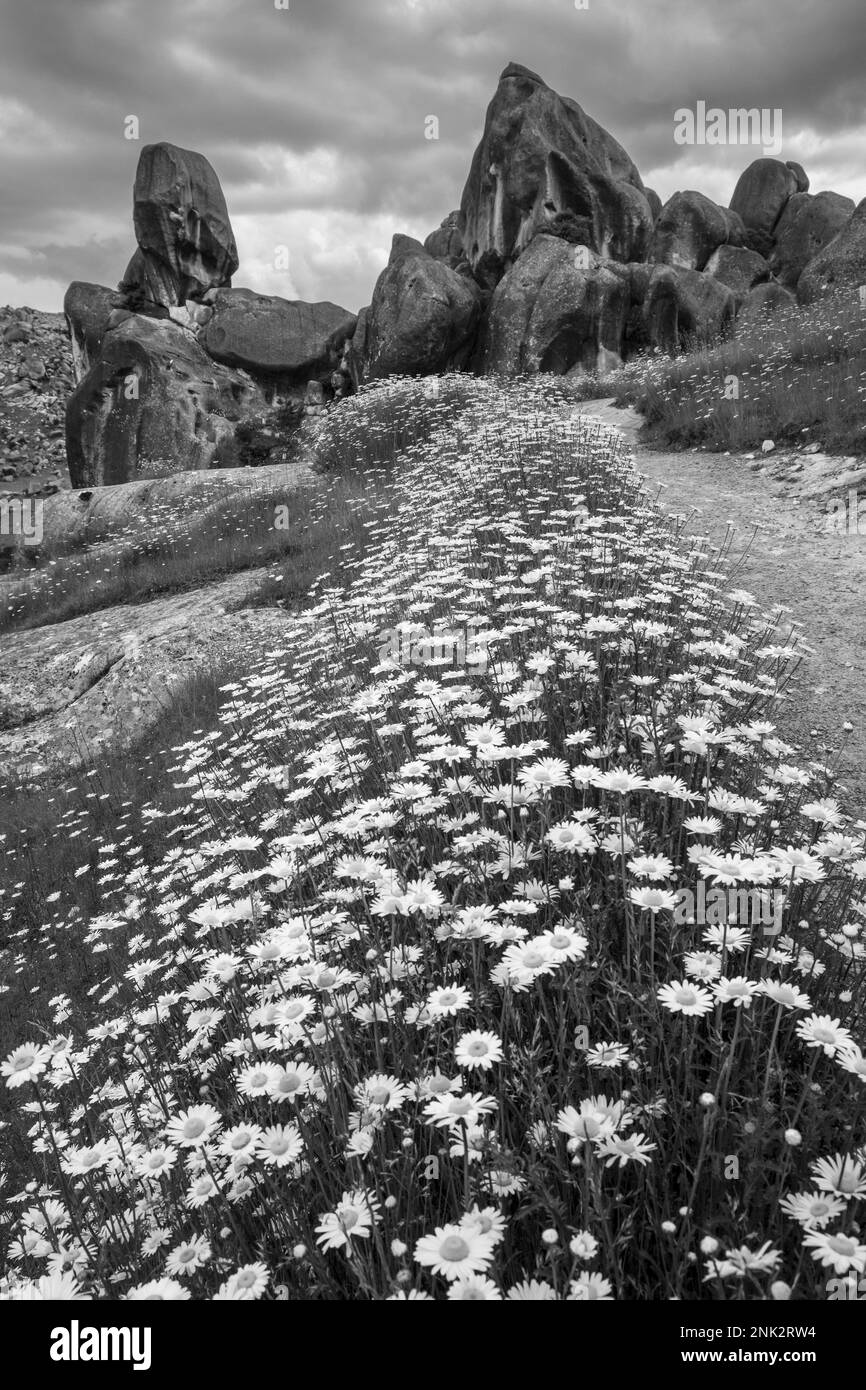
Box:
0;0;863;312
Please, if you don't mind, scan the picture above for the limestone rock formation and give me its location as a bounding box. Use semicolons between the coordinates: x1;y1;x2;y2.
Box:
704;245;771;300
770;191;856;290
649;191;746;271
729;158;802;240
64;282;130;383
203;288;356;382
796;198;866;304
641;266;737;353
119;143;239;311
358;235;481;380
459;63;653;284
478;235;631;375
66;313;265;486
424;213;466;269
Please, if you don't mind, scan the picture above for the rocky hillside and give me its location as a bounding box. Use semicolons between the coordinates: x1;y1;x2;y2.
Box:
0;307;72;497
54;61;864;491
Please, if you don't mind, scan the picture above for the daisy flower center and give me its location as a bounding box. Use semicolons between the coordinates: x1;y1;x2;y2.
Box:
440;1236;470;1262
183;1118;206;1139
828;1235;856;1255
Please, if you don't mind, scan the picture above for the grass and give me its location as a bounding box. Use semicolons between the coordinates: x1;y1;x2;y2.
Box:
608;291;866;455
1;375;864;1303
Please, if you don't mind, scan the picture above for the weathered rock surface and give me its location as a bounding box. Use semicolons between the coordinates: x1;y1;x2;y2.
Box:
0;572;292;782
770;191;855;290
424;212;466;269
203;288;356;380
797;198;866;304
64;282;129;383
359;235;481;380
704;245;771;299
729;158;800;239
478;235;631;375
459;63;652;282
119;143;238;310
66;313;266;486
36;457;312;548
649;191;746;271
641;265;737;352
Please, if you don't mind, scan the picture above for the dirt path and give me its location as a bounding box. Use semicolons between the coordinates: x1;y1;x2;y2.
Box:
576;400;866;815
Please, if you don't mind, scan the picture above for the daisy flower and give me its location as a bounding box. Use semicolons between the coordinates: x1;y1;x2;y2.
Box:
414;1224;497;1281
2;1043;51;1089
215;1262;270;1300
795;1014;853;1058
424;1091;497;1130
315;1191;380;1252
454;1030;504;1071
585;1042;631;1068
656;981;714;1017
446;1275;502;1300
759;979;812;1011
165;1237;212;1278
803;1230;866;1275
811;1153;866;1199
506;1279;557;1300
165;1105;222;1149
426;985;472;1018
568;1272;614;1300
779;1191;847;1229
714;976;760;1008
556;1096;625;1143
837;1046;866;1082
257;1124;303;1168
354;1073;411;1112
595;1132;656;1168
268;1061;316;1103
460;1205;507;1245
126;1278;191;1301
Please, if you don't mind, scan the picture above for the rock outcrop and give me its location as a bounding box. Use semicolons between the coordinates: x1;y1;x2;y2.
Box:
704;245;771;300
641;265;736;353
796;198;866;305
729;158;805;241
479;235;631;375
649;191;746;271
770;191;856;291
119;143;239;311
66;314;266;486
736;281;797;329
459;63;653;283
424;213;466;269
203;289;356;383
64;282;129;382
357;235;481;380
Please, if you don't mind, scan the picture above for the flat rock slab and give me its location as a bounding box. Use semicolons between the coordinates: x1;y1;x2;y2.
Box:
0;570;290;783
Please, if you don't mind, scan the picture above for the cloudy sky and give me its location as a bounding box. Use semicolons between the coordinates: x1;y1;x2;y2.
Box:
1;0;863;313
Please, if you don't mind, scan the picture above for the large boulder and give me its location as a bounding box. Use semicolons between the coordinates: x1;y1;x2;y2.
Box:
359;235;481;380
459;63;653;283
736;281;797;330
66;314;265;486
642;266;737;353
63;282;129;383
119;143;239;310
770;191;856;290
704;245;771;300
649;191;746;271
478;234;632;375
202;288;356;381
729;158;801;240
424;212;466;269
796;198;866;304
